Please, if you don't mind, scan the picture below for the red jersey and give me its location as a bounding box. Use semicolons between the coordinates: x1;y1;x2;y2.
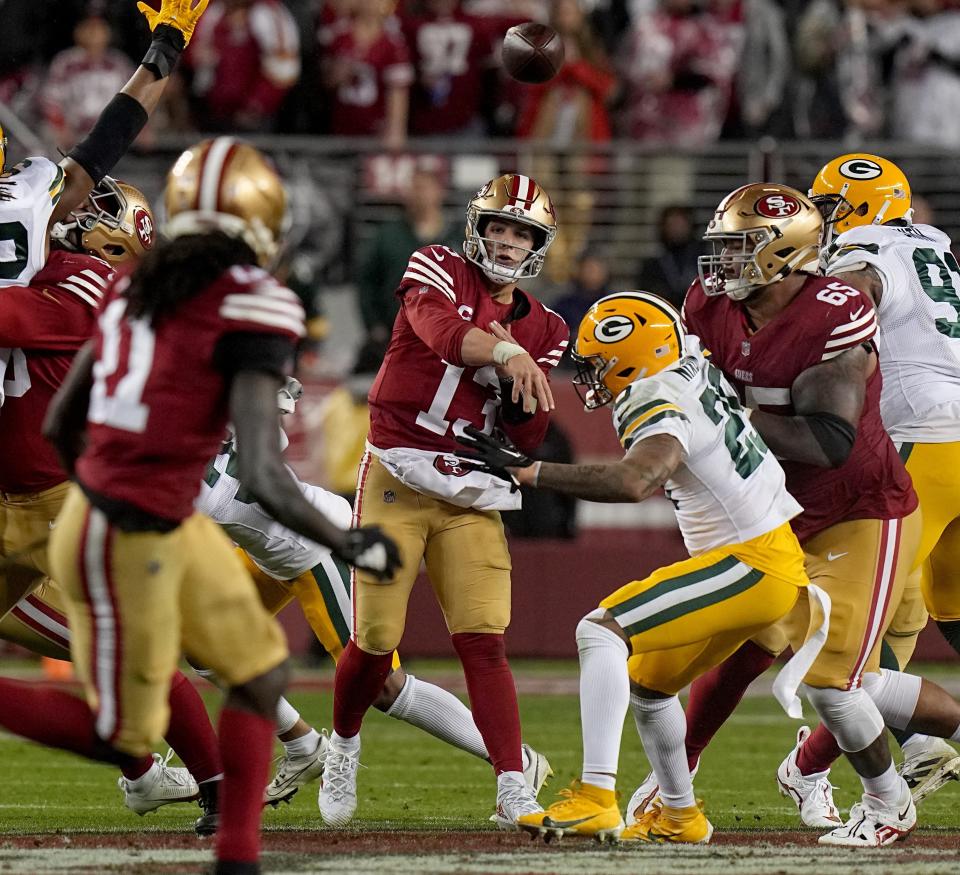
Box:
0;251;109;493
368;245;568;456
402;11;495;135
682;274;917;541
76;265;304;523
322;18;414;136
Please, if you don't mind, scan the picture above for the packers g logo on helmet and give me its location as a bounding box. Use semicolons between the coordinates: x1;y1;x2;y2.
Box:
809;153;911;242
572;292;684;409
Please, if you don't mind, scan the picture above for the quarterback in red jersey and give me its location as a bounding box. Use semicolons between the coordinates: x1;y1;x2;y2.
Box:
0;139;399;875
628;183;927;847
326;173;568;830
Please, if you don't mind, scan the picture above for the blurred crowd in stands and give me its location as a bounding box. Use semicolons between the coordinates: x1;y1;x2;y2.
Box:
5;0;960;150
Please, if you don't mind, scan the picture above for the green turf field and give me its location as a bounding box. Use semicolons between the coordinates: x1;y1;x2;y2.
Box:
1;660;958;836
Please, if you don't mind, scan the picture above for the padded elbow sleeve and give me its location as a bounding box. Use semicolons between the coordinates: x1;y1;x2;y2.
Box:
805;412;857;468
67;94;149;184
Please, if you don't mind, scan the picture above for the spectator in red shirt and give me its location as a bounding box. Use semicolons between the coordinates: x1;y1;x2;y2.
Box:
42;8;136;150
183;0;301;131
320;0;413;147
515;0;616;143
402;0;500;136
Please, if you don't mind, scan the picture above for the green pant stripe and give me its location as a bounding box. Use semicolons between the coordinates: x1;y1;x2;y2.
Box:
312;564;352;647
608;554;741;618
898;442;914;464
620;567;765;639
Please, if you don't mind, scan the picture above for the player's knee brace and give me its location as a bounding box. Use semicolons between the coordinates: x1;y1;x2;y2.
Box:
803;683;885;752
861;669;922;730
937;619;960;656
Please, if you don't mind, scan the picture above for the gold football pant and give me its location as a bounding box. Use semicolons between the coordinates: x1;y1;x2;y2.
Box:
352;454;512;655
48;486;288;757
613;522;808;695
751;510;921;689
0;579;72;660
900;441;960;621
238;549;401;670
0;481;70;619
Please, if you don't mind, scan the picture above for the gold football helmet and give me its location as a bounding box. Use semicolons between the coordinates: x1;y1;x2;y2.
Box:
0;122;6;172
572;291;684;409
809;153;911;243
699;183;822;301
463;173;557;285
50;176;156;265
164;137;288;267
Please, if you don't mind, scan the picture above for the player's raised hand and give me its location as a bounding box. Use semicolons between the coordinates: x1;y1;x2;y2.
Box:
336;526;401;582
502;350;554;413
137;0;210;46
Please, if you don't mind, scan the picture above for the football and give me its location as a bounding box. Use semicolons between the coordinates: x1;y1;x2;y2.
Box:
502;22;564;84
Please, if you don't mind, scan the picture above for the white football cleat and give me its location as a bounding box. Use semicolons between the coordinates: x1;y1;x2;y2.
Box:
119;750;199;815
265;731;329;806
898;736;960;805
494;772;543;831
319;736;362;827
625;759;699;827
818;785;916;847
521;744;553;798
776;725;842;828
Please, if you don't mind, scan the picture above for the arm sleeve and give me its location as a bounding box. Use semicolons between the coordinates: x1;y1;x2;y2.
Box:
213;332;296;378
401;289;474;365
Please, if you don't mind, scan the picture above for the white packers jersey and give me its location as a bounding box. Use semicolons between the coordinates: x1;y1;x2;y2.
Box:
825;223;960;442
611;339;802;555
0;157;65;287
197;432;353;580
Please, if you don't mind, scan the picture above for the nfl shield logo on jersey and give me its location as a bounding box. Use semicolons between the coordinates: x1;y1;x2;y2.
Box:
741;340;751;357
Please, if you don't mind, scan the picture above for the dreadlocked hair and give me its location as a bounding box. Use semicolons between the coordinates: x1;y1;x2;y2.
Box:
123;230;258;325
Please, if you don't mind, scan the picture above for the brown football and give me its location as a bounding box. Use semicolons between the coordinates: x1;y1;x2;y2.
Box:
502;22;564;84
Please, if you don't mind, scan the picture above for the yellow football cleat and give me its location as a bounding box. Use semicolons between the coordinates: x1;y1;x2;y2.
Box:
517;781;624;842
620;799;714;844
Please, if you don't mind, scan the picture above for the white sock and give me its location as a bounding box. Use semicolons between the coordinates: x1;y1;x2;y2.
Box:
282;728;321;758
385;674;489;760
631;694;695;809
576;618;630;792
275;695;301;737
331;731;360;752
861;761;905;805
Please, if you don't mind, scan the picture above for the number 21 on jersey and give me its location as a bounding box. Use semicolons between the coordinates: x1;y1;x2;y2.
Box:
89;298;154;433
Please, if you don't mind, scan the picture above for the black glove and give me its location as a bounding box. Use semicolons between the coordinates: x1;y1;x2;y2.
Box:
455;425;533;487
335;526;401;582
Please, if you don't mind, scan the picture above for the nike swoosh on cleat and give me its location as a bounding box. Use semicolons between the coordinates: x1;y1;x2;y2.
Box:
542;815;596;829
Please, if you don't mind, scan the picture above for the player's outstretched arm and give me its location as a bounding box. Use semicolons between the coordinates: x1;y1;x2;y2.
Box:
458;426;681;503
229;370;401;580
53;0;210;223
750;345;872;469
42;342;96;476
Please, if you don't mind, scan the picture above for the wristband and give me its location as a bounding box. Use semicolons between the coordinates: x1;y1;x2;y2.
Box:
141;24;186;80
492;341;526;366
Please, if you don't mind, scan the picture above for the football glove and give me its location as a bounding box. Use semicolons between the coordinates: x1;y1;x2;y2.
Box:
336;526;401;582
137;0;210;46
455;425;533;487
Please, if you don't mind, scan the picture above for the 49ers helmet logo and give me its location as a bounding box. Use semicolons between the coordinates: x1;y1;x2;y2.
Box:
133;207;155;249
839;158;882;180
755;194;801;219
594;314;634;343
